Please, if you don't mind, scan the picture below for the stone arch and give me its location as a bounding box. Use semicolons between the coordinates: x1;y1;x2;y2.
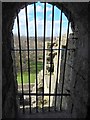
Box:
2;2;88;118
12;1;74;111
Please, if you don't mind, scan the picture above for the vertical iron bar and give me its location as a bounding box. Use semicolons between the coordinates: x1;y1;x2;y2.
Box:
42;2;46;112
60;13;70;110
54;7;63;111
17;12;25;113
49;4;54;112
34;2;38;113
25;3;31;113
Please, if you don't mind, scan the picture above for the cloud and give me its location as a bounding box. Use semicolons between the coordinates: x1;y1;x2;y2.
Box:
49;13;52;18
36;3;52;13
27;4;34;13
13;18;69;37
13;3;72;37
46;6;52;12
46;3;52;11
36;5;43;12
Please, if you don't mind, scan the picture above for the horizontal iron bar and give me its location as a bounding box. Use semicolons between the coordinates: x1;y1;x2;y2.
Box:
17;93;70;96
11;48;75;51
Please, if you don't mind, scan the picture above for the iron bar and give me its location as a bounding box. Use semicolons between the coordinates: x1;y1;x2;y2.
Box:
15;3;72;114
54;7;63;111
34;2;38;113
18;93;70;96
11;48;75;51
25;3;31;113
42;2;46;112
49;4;54;112
17;12;25;113
60;13;70;111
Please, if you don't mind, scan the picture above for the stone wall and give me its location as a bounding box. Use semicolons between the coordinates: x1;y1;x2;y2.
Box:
69;26;88;118
2;3;18;118
2;2;88;118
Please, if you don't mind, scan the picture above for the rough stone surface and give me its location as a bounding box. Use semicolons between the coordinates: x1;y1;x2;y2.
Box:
2;2;88;118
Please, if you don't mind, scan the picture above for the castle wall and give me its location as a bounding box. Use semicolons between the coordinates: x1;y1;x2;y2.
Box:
2;2;88;118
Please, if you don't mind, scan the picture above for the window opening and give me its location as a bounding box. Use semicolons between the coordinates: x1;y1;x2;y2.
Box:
12;2;73;114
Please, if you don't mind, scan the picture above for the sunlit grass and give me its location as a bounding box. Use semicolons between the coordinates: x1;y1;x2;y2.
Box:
17;72;36;84
17;61;43;84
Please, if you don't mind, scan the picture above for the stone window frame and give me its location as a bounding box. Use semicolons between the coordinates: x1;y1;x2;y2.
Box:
10;2;76;115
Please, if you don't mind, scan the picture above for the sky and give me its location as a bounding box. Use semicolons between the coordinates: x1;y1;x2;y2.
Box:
13;2;72;37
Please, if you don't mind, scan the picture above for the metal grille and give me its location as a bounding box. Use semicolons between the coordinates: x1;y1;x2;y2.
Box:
12;2;71;114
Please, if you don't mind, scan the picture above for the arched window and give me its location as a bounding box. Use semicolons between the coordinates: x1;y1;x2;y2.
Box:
12;2;73;114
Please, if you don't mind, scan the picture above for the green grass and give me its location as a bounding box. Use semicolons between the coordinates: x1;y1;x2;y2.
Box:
17;61;43;84
30;61;43;72
17;72;36;84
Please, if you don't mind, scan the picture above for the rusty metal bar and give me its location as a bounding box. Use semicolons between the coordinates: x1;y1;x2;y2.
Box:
54;7;63;111
17;12;25;113
60;13;70;111
34;2;38;113
25;3;31;113
49;4;54;112
42;2;46;112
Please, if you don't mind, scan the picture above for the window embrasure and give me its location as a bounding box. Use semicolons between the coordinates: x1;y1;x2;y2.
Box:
12;2;73;114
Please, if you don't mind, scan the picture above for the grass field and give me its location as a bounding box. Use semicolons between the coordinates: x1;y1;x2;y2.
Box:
17;61;43;84
17;72;35;84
